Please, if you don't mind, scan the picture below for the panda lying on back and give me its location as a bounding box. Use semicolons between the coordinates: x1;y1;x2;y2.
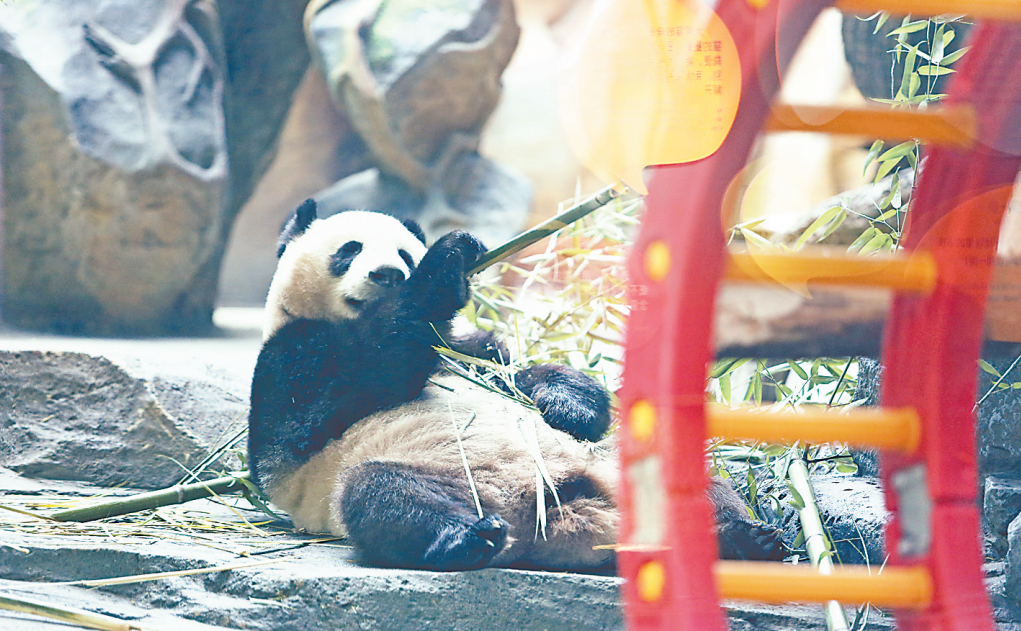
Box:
248;199;784;571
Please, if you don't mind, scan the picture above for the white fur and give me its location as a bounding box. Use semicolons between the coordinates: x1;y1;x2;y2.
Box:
263;211;428;339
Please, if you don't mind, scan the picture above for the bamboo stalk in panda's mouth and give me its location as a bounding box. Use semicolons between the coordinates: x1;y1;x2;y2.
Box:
467;183;631;277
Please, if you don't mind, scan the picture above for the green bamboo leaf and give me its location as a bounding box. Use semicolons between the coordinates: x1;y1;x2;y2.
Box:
908;71;921;98
942;28;956;48
817;208;848;241
900;43;920;94
931;23;947;63
877;140;917;162
917;65;956;76
877;207;901;222
788;360;809;380
788;482;806;510
888;20;929;35
740;227;777;251
859;231;893;256
874;11;890;32
978;359;1002;377
719;373;732;406
792;529;806;549
848;227;878;252
862;140;884;175
874;156;901;183
793;205;844;250
939;47;969;66
711;357;751;378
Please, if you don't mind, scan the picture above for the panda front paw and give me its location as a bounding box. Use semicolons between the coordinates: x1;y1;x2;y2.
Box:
422;514;509;571
409;231;486;322
515;364;613;442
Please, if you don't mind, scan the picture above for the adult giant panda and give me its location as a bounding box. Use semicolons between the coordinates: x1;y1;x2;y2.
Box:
248;199;784;571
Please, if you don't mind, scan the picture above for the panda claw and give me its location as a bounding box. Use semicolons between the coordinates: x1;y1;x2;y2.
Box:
717;520;786;561
422;514;509;571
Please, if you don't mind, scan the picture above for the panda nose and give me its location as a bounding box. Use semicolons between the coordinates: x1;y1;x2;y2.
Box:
369;266;405;287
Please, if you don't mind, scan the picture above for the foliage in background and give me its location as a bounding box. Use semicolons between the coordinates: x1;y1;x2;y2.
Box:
467;194;639;396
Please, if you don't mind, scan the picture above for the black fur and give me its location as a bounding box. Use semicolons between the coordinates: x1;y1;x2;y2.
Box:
249;230;486;484
716;520;786;561
276;199;318;258
400;218;427;245
329;241;363;277
340;462;508;570
445;329;509;364
514;364;613;442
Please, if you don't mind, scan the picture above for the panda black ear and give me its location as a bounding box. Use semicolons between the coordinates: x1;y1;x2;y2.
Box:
401;218;427;245
276;199;319;258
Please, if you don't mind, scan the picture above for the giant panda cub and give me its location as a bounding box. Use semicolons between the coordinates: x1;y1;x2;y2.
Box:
248;199;784;571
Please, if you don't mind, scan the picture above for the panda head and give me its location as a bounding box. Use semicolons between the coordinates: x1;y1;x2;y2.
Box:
263;200;428;339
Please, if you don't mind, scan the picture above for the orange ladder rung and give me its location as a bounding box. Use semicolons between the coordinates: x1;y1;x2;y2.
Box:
708;405;921;452
766;104;976;148
836;0;1021;21
725;249;937;293
715;561;933;609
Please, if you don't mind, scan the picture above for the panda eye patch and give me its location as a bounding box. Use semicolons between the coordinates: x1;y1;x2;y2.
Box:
399;250;415;270
329;241;363;277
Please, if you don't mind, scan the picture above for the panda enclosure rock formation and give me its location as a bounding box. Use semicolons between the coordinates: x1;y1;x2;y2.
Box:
0;0;528;334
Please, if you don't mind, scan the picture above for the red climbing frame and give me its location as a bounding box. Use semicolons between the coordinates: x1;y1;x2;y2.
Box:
616;0;1021;629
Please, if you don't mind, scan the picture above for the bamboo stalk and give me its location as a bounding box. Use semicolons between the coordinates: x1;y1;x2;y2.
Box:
49;473;251;523
788;457;852;631
467;183;629;276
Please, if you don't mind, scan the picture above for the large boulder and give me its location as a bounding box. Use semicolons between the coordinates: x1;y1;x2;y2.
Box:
305;0;531;243
0;350;245;488
315;152;532;246
0;0;307;334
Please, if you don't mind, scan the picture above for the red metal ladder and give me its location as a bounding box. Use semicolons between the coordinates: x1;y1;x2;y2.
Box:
616;1;1021;630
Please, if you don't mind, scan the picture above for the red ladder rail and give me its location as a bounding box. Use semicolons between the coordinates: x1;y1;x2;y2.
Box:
617;4;1021;631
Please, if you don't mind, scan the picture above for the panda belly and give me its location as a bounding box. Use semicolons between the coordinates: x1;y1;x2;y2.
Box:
266;375;618;570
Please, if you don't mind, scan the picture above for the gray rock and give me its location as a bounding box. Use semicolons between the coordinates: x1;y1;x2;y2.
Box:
0;350;244;488
0;472;905;631
977;358;1021;479
765;474;887;566
0;476;624;631
0;0;307;334
315;151;532;246
1008;513;1021;606
987;477;1021;558
0;0;226;334
307;0;519;189
0;578;230;631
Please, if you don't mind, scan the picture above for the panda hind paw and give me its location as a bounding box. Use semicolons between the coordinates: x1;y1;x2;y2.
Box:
515;364;613;442
422;514;509;571
716;520;786;561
